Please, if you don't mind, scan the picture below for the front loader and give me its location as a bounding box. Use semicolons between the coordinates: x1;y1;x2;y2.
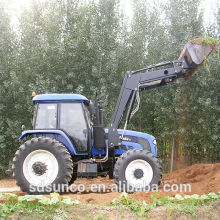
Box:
12;38;216;193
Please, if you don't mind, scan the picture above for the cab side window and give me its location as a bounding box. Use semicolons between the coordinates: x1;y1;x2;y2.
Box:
59;103;88;152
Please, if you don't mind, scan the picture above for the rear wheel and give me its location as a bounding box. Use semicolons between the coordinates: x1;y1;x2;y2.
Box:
68;165;77;186
12;137;73;194
114;149;162;192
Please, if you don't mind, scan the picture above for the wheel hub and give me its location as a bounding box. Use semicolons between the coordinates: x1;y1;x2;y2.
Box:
23;149;59;187
32;162;47;176
133;168;144;179
125;159;153;187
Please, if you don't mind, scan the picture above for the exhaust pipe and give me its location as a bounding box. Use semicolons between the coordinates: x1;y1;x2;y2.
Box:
179;38;216;79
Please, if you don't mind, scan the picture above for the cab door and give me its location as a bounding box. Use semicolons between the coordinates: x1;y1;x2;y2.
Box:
59;103;89;152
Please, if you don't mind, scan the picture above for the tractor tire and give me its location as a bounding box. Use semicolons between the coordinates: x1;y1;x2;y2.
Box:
12;137;73;194
114;149;162;192
68;166;77;186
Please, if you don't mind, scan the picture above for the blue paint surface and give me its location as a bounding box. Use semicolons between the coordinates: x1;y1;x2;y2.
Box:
20;130;87;155
20;128;157;157
33;94;89;103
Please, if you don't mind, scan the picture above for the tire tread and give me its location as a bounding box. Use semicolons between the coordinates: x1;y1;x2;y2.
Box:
12;137;73;194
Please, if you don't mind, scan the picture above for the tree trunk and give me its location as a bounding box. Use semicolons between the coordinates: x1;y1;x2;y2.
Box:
170;137;178;172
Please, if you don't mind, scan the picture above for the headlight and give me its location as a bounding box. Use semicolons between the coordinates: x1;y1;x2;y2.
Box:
153;139;157;145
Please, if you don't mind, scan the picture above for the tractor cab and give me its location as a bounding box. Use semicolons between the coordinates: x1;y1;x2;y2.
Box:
32;94;92;153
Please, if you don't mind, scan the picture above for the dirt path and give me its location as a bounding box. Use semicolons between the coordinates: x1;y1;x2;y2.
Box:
0;163;219;204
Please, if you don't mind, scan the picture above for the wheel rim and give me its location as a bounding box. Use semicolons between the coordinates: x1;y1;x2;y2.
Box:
23;150;59;187
125;159;153;188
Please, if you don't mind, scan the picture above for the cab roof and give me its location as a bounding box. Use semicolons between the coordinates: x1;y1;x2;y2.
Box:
33;94;89;104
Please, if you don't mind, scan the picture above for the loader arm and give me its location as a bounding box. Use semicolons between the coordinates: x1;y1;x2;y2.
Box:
108;38;216;148
108;61;185;147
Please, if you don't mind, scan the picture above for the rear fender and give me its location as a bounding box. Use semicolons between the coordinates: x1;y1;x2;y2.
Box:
19;130;87;156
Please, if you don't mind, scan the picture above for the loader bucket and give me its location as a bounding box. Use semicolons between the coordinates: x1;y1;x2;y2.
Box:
178;38;216;79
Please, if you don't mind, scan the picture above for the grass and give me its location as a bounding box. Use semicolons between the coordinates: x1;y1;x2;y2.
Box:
0;192;219;219
0;201;58;219
191;36;219;45
200;36;219;45
111;192;220;219
0;198;134;220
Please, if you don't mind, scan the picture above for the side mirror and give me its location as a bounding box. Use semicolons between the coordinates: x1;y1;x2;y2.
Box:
21;125;26;131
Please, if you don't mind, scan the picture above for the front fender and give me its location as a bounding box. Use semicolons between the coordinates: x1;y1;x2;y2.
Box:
20;130;87;156
105;129;157;157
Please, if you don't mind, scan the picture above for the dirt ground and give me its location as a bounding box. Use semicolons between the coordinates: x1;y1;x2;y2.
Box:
0;163;219;204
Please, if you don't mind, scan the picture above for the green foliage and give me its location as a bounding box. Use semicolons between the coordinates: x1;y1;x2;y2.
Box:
111;192;220;217
0;192;219;219
201;36;219;45
0;192;79;218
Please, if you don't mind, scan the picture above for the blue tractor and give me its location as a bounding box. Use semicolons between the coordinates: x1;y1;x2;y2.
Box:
12;39;214;193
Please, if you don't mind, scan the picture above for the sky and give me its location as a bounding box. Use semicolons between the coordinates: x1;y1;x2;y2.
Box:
120;0;217;26
7;0;218;27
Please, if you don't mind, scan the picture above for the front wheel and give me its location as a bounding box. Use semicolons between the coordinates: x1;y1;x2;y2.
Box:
12;137;73;194
114;149;162;192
